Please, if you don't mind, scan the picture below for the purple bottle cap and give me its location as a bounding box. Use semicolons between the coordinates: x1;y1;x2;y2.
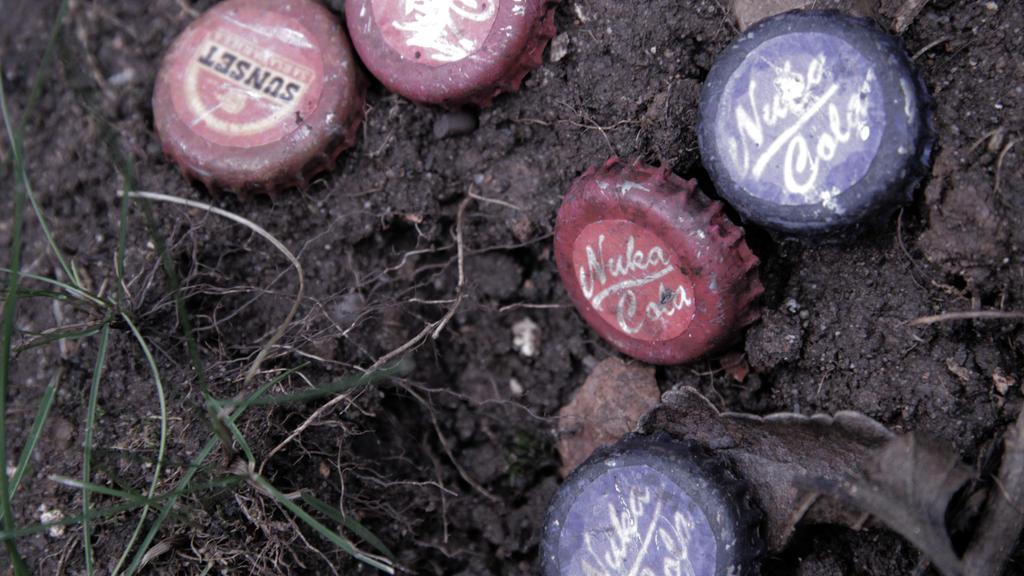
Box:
698;10;934;240
541;433;762;575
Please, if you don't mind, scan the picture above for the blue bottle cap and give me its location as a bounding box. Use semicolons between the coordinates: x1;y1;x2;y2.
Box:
698;10;934;240
541;433;762;575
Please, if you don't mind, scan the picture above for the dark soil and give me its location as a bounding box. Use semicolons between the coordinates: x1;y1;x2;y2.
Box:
1;0;1023;574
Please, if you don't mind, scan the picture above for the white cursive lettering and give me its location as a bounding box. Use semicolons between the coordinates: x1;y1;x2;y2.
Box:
393;0;495;62
582;485;701;576
577;235;692;335
731;52;875;200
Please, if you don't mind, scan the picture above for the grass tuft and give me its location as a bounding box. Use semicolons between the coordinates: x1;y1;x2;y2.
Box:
1;5;401;574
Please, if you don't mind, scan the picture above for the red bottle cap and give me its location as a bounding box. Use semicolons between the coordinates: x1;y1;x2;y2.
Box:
554;158;763;365
345;0;559;108
153;0;366;196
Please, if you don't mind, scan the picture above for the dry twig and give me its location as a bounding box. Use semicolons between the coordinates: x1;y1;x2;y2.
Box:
906;310;1024;326
994;139;1018;195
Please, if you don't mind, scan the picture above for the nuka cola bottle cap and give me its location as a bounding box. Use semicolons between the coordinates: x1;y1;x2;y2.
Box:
541;432;764;576
153;0;366;196
553;158;763;365
345;0;559;108
698;10;934;240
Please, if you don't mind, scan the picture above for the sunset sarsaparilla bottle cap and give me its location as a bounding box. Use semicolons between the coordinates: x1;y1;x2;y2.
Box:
541;432;764;576
153;0;366;196
553;158;763;365
698;9;934;240
345;0;559;108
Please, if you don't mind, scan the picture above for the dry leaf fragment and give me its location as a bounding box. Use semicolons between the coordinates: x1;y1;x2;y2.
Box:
556;357;660;477
880;0;932;33
807;434;972;576
730;0;876;31
946;357;975;383
992;367;1016;396
962;406;1024;576
720;351;751;382
641;388;1024;575
638;387;894;550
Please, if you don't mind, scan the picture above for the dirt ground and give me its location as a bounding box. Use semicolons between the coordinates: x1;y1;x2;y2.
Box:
1;0;1023;574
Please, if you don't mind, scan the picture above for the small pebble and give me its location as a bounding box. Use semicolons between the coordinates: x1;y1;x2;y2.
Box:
433;110;479;139
549;32;571;62
512;318;541;357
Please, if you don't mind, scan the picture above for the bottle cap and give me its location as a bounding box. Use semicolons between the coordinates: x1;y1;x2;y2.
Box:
553;158;762;365
541;432;763;576
698;9;934;240
153;0;366;196
345;0;558;108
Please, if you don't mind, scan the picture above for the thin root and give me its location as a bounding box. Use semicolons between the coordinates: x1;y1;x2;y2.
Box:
912;36;952;61
404;383;501;504
994;139;1018;195
118;190;305;390
906;310;1024;326
264;198;474;467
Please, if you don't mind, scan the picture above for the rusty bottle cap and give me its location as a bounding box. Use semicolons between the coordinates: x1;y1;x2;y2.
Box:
345;0;559;108
554;158;763;365
153;0;366;196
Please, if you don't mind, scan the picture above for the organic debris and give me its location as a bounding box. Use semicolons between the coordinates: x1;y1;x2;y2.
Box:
639;386;895;550
556;357;661;477
642;387;1024;576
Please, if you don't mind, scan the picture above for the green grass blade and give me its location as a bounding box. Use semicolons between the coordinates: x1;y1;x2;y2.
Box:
252;476;395;574
14;327;103;355
123;436;219;576
13;0;70;143
110;314;168;576
121;364;315;575
54;475;149;506
120;359;399;574
219;418;256;466
0;500;139;542
0;475;241;542
82;322;111;573
208;363;310;415
0;66;30;576
6;72;73;281
0;267;114;309
23;184;74;283
209;360;409;409
7;366;62;499
127;189;210;401
0;286;78;302
301;492;395;560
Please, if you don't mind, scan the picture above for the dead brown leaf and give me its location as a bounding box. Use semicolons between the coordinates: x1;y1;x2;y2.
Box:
962;406;1024;576
720;351;751;382
730;0;876;31
556;357;660;477
640;388;1013;576
638;386;894;550
808;434;972;576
